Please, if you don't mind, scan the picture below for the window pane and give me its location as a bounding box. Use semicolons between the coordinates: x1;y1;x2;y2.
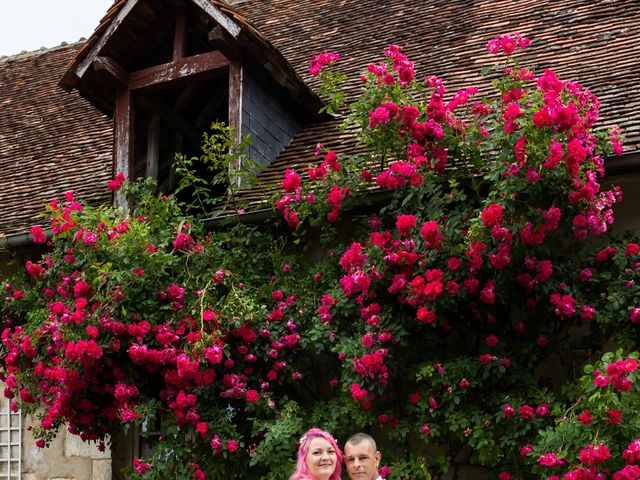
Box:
0;385;21;479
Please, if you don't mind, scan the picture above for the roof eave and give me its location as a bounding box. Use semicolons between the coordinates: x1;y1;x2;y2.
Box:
606;150;640;176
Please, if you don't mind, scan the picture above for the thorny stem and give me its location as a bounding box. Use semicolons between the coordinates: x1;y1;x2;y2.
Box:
198;280;212;332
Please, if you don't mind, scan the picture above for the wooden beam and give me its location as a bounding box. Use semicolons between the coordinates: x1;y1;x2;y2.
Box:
129;50;229;91
208;25;240;60
114;88;134;210
228;59;243;185
228;59;243;144
76;0;142;79
173;9;187;61
93;56;130;86
191;0;241;39
146;114;160;180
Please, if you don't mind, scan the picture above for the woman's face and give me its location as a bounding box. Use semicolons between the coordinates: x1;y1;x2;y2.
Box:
305;437;337;480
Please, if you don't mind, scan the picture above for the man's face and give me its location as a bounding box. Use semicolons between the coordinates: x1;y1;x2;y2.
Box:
344;440;381;480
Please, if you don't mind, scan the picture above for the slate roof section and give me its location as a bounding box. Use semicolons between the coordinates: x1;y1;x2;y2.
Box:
1;0;640;234
0;45;112;236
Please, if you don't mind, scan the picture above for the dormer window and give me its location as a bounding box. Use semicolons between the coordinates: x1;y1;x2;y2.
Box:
60;0;321;208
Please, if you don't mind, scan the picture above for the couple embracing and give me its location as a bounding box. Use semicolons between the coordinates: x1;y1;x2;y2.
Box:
290;428;382;480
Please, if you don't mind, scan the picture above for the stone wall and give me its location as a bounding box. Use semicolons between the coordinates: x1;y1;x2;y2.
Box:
0;379;111;480
21;410;112;480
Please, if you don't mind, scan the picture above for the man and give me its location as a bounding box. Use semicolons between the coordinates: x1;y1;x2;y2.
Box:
343;433;382;480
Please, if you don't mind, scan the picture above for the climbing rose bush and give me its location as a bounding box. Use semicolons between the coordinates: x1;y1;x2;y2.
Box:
1;34;639;479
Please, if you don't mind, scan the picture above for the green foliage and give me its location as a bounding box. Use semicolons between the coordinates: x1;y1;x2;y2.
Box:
250;400;302;475
174;122;261;217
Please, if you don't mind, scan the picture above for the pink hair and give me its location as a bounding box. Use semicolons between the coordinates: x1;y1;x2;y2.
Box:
289;427;343;480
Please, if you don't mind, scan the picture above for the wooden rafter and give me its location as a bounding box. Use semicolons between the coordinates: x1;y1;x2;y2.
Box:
209;25;241;61
93;56;129;86
173;79;206;111
173;9;188;61
126;14;176;69
129;50;229;91
191;0;241;39
76;0;142;79
114;88;134;209
146;114;161;180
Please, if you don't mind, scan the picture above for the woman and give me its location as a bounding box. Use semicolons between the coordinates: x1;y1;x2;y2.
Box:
290;427;343;480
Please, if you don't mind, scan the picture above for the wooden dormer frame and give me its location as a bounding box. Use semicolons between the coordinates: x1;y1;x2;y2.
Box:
75;0;240;80
80;9;243;208
71;0;244;208
111;57;237;207
59;0;324;208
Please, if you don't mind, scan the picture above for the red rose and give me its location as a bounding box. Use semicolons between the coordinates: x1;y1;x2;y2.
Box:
226;440;239;453
626;243;640;256
481;204;503;228
245;389;259;403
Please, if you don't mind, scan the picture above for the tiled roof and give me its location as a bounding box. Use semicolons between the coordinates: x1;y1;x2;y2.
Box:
64;0;640;152
230;0;640;201
232;0;640;130
2;0;640;234
0;45;112;236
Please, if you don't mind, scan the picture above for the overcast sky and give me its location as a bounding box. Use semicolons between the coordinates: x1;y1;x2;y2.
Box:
0;0;115;57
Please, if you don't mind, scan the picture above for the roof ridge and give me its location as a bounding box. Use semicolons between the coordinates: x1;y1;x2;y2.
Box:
0;40;84;64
